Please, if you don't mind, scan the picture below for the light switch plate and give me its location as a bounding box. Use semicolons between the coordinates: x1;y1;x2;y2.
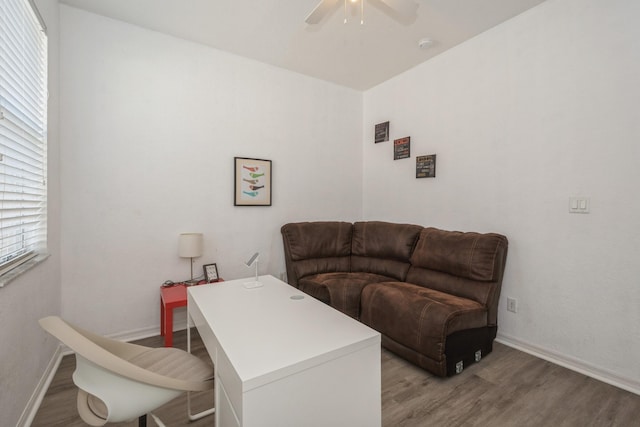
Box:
569;197;590;214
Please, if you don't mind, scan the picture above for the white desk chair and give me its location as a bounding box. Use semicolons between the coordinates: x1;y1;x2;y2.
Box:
39;316;214;427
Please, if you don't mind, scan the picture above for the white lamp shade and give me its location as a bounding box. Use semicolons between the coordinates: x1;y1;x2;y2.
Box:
178;233;203;258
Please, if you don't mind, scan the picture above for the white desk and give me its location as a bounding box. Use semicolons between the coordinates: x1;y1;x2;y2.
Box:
187;275;381;427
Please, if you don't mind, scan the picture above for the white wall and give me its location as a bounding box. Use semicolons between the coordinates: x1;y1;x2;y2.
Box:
13;2;636;425
0;1;62;426
59;6;363;335
363;0;640;390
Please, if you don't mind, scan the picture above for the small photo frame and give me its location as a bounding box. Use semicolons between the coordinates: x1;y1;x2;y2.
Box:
394;137;410;160
203;263;219;282
374;121;389;143
416;154;436;178
234;157;272;206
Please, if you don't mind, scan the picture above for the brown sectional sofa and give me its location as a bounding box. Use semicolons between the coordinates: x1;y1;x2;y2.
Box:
281;221;508;377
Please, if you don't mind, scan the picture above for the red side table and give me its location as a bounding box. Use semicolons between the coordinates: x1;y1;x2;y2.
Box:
160;280;222;347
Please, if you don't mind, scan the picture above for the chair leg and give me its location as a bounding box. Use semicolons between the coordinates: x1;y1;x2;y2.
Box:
187;309;214;421
149;412;167;427
187;390;215;421
138;414;146;427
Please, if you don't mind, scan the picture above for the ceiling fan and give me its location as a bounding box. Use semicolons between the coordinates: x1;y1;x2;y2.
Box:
305;0;419;25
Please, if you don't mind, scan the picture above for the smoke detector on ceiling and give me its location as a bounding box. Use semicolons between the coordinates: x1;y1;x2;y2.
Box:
418;38;434;49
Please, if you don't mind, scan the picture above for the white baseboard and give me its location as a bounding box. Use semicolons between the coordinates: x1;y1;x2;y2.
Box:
19;344;63;427
108;324;164;344
496;333;640;396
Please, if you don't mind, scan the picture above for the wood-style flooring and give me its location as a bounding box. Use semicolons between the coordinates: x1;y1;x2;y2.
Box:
32;329;640;426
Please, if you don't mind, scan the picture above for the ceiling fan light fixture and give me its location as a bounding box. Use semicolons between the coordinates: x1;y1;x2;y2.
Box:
343;0;365;25
305;0;417;26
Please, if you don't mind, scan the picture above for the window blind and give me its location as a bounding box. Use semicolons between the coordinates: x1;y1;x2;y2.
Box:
0;0;48;279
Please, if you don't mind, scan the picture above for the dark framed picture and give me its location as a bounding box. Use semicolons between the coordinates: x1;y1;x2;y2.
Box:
234;157;272;206
394;137;410;160
203;263;219;282
416;154;436;178
374;121;389;143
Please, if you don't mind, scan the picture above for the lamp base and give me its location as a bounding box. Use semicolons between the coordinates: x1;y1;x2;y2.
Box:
243;281;263;289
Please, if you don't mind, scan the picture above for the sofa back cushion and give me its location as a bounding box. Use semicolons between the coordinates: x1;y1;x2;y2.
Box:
351;221;423;281
407;227;508;325
281;222;353;287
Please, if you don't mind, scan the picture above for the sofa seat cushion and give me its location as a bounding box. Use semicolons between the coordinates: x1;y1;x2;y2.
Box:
298;272;396;318
360;282;487;362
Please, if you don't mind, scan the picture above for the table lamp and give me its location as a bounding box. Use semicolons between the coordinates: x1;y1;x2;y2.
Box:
243;252;262;289
178;233;203;284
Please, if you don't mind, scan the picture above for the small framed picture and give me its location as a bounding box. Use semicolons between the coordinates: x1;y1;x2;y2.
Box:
394;137;410;160
203;263;219;282
234;157;272;206
416;154;436;178
374;121;389;143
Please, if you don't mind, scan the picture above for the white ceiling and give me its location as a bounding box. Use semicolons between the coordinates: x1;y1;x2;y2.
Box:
59;0;547;91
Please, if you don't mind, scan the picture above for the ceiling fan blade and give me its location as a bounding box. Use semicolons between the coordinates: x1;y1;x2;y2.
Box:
379;0;418;20
305;0;341;24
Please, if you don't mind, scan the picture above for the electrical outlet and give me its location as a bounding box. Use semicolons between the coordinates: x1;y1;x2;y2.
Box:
506;297;518;313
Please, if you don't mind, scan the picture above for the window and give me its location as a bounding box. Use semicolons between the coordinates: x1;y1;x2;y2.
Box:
0;0;47;282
